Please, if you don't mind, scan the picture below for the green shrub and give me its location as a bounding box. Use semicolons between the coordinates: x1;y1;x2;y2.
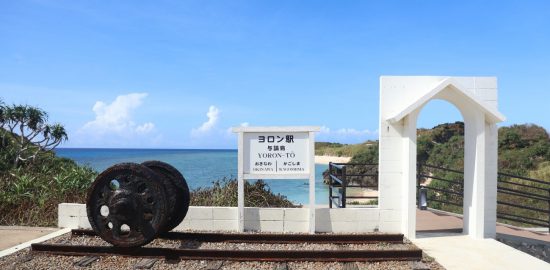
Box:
190;179;296;208
0;156;96;226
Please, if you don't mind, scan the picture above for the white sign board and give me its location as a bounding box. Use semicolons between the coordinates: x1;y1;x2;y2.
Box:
232;126;320;233
243;132;310;177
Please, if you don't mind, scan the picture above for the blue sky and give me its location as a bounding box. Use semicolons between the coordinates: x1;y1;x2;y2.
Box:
1;1;549;148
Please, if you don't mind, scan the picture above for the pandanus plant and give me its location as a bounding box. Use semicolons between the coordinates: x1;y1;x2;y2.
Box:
0;102;68;166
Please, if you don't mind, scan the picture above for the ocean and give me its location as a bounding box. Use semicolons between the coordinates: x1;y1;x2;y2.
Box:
55;148;329;205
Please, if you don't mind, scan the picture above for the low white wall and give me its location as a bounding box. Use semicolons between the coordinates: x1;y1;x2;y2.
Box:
59;203;380;233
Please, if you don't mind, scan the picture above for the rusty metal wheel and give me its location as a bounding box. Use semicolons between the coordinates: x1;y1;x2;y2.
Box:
142;160;190;232
86;163;168;247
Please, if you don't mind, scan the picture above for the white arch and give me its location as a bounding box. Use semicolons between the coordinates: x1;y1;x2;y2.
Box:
378;76;504;239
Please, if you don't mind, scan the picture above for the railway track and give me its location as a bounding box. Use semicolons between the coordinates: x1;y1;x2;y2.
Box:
72;229;406;244
30;229;423;263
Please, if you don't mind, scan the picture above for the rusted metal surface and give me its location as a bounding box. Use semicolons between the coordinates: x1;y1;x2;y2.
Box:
86;163;168;247
72;229;405;244
31;243;423;262
141;160;190;233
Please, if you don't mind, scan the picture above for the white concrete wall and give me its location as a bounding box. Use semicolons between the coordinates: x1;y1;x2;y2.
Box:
59;204;380;233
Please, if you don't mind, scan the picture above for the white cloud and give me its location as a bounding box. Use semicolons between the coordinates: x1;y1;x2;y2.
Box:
136;122;155;134
191;105;220;136
317;126;378;143
79;93;157;146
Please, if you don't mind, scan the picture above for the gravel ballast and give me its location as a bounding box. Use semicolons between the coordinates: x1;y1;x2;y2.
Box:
0;231;446;270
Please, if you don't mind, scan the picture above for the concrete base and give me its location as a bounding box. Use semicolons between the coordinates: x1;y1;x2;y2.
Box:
0;226;58;251
413;234;549;270
58;203;380;233
0;228;71;258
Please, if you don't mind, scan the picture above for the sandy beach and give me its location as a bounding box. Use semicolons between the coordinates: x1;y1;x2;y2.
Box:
314;155;351;164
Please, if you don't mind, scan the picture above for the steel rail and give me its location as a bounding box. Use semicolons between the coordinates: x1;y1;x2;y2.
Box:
422;186;463;196
497;188;548;201
71;229;405;244
417;174;464;187
498;179;549;192
496;212;548;224
331;163;378;166
420;164;465;174
498;172;550;186
427;198;463;207
329;174;343;184
31;243;423;262
496;215;548;228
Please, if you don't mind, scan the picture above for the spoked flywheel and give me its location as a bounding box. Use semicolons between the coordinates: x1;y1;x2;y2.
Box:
86;163;168;247
141;160;190;233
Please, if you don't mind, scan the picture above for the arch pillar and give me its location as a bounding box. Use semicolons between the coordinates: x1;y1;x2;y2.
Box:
378;76;504;239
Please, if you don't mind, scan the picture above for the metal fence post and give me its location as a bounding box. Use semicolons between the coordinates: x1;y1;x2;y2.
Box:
419;186;428;210
329;162;333;209
342;166;347;208
416;163;421;208
547;188;550;233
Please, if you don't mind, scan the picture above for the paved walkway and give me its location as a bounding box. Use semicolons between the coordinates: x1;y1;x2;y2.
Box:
0;226;58;250
414;209;549;270
414;233;549;270
416;209;550;242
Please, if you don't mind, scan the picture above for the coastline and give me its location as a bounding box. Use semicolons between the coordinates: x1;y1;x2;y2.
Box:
314;155;351;165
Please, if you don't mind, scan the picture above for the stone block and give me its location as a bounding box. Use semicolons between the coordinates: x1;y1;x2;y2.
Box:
356;221;379;232
212;207;237;220
475;88;497;101
78;204;88;217
59;203;81;218
329;209;357;221
58;215;78;229
259;221;284;232
187;207;213;220
356;209;380;221
379;221;401;233
213;220;238;231
380;210;401;222
330;222;357;233
78;216;92;229
189;219;213;231
173;220;190;231
284;221;308;233
257;208;284;220
315;219;332;232
284;208;308;221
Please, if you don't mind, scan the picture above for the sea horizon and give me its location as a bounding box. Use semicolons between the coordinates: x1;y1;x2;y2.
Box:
55;148;331;205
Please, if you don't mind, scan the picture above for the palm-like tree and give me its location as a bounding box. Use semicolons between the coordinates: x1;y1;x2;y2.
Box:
1;103;67;166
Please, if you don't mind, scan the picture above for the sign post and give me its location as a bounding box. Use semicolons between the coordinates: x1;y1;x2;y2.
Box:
232;126;320;233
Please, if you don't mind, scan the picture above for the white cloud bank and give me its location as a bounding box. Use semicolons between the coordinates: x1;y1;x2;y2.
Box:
317;126;378;144
79;93;158;146
186;105;377;148
191;105;220;137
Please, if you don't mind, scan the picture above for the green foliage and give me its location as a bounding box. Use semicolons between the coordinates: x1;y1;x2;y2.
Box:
417;122;465;168
0;101;94;226
498;124;550;175
321;122;550;226
0;103;68;166
315;141;376;157
349;142;379;164
190;179;296;208
0;155;96;226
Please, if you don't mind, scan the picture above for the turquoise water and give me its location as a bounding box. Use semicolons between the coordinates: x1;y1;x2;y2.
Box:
55;148;329;205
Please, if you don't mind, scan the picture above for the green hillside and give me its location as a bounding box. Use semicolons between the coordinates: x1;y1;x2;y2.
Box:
323;122;550;226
